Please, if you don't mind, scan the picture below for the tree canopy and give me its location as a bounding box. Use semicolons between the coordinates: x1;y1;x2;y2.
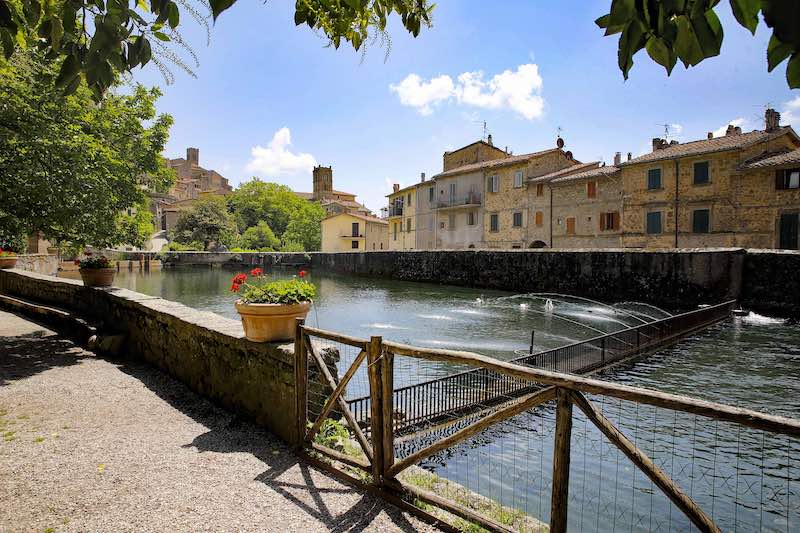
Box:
597;0;800;88
239;220;280;251
172;195;237;250
0;0;433;98
0;50;173;249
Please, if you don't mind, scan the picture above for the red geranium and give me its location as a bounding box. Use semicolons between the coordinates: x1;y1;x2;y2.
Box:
298;270;307;278
230;273;247;292
250;267;263;277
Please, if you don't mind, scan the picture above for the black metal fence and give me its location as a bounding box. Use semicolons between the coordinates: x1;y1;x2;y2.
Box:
347;300;736;435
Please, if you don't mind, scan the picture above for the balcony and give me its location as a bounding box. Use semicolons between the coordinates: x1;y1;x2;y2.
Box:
339;233;365;239
434;193;482;210
387;205;404;218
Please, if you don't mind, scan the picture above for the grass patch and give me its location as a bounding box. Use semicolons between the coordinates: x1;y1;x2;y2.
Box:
34;436;45;443
3;430;16;441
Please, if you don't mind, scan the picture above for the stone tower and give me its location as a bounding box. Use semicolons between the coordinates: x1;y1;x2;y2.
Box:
313;165;333;200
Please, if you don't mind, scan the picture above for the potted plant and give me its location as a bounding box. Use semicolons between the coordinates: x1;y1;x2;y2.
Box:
0;249;17;269
232;268;315;342
76;253;116;287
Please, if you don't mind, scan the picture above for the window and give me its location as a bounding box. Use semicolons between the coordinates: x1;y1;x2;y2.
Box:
600;212;620;231
487;175;498;193
536;183;544;197
448;214;456;230
587;181;597;198
647;168;662;190
490;214;499;232
514;170;524;188
352;222;359;237
393;223;397;241
513;211;523;227
692;209;710;233
467;212;475;226
535;211;543;226
449;182;457;199
646;211;662;234
406;218;412;232
694;161;710;184
776;169;800;190
566;217;576;235
428;186;435;202
407;193;412;206
380;243;383;249
351;240;359;249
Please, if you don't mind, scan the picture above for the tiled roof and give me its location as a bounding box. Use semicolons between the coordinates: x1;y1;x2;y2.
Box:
294;191;315;200
739;148;800;169
528;162;601;184
433;148;564;178
386;182;422;197
623;127;797;166
331;189;356;196
324;212;387;225
321;198;368;209
551;165;620;184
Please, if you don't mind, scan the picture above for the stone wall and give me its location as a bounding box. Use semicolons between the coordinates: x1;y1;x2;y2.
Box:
0;269;300;443
740;249;800;318
13;254;59;276
310;248;746;311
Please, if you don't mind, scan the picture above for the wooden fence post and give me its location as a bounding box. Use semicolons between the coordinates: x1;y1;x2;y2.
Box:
550;387;573;533
294;318;307;449
381;347;395;479
367;336;385;484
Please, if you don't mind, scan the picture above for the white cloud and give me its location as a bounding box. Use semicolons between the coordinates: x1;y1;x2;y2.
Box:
712;118;747;138
390;63;545;120
389;74;455;116
669;123;683;136
245;127;317;177
781;96;800;125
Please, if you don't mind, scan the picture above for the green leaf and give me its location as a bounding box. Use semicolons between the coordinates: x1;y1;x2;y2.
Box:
730;0;759;34
787;52;800;88
209;0;236;21
152;30;170;41
606;0;635;34
55;53;80;87
646;36;675;73
617;18;647;78
0;29;14;59
63;73;82;95
136;0;149;10
767;34;794;71
50;16;64;51
675;15;704;67
166;2;179;28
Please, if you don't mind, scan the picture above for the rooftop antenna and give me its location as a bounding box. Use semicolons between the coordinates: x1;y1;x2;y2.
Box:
472;120;488;141
657;123;671;141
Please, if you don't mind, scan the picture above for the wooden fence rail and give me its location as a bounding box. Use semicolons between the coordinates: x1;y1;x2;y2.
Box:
296;316;800;533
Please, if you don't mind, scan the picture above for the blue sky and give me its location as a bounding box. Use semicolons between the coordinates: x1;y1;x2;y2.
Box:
132;0;800;213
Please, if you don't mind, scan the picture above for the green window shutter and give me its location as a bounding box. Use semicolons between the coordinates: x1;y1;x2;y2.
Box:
694;161;710;184
692;209;710;233
647;168;661;190
646;211;662;234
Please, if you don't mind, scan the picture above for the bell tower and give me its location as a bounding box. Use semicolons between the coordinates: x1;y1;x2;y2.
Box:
313;165;333;200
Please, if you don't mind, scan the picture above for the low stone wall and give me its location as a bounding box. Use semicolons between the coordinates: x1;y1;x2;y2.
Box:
0;269;300;444
159;251;311;268
741;249;800;318
311;249;746;311
13;254;60;276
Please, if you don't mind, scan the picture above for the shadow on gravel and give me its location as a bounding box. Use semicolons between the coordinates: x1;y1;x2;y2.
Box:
117;359;423;533
0;333;90;387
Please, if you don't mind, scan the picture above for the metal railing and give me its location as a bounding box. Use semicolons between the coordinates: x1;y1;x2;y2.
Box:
434;192;482;209
387;205;404;217
348;300;736;435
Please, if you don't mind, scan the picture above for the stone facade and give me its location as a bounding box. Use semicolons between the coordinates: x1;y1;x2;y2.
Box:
387;183;418;250
442;137;509;172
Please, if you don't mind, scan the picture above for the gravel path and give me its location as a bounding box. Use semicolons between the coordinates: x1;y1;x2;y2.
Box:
0;310;438;532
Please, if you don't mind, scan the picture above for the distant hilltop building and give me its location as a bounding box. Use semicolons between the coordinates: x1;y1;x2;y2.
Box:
295;166;372;216
150;147;233;234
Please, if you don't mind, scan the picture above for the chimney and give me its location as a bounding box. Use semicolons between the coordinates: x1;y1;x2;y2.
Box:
765;108;781;132
725;124;737;136
487;134;493;146
187;147;199;166
652;138;666;151
707;132;713;139
420;172;426;182
393;183;400;193
669;140;679;146
613;152;621;166
627;152;632;161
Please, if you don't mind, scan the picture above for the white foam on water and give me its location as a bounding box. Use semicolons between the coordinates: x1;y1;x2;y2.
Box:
363;323;408;330
741;312;785;326
417;314;454;321
452;308;492;316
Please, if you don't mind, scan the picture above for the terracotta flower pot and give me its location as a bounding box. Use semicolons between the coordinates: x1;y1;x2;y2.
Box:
79;267;116;287
235;300;311;342
0;257;17;269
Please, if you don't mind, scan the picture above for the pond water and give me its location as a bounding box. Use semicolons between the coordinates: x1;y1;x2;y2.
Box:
110;267;800;531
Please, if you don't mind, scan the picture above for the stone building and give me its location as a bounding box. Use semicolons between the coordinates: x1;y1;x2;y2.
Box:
320;212;388;252
386;181;419;250
620;109;800;250
296;166;371;217
150;147;233;234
